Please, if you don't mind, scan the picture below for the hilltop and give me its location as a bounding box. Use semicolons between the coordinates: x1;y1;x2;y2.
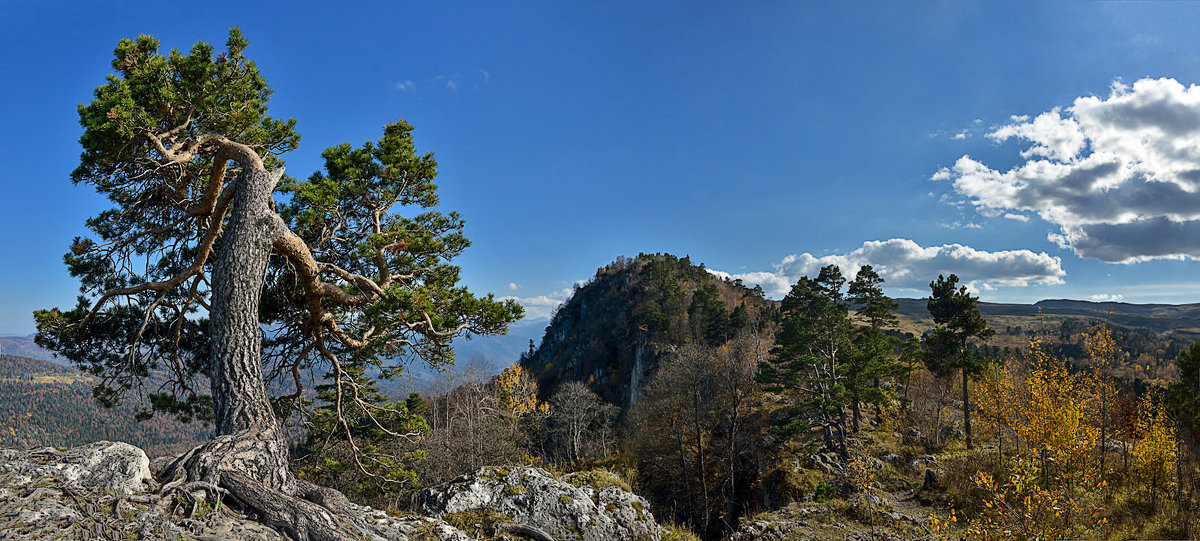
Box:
521;253;775;409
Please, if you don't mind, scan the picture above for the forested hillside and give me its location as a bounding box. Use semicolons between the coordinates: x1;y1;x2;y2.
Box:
0;354;209;455
521;253;775;409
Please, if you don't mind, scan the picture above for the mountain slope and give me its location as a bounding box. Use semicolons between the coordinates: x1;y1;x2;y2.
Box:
0;335;62;364
0;353;210;455
521;253;775;409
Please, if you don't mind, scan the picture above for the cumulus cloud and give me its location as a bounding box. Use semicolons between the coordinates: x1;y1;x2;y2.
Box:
1089;293;1124;302
708;239;1065;298
501;288;574;321
935;77;1200;263
505;282;520;291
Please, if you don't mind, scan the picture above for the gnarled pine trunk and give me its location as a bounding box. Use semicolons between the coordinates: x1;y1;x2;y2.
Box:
206;165;293;490
160;166;363;541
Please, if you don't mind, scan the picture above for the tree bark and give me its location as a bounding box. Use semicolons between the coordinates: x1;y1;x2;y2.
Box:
204;165;294;489
1099;387;1107;480
692;382;709;536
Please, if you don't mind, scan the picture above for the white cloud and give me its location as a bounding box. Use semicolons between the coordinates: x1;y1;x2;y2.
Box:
395;80;417;92
939;220;983;230
1088;293;1124;302
1003;213;1030;222
446;80;458;91
479;69;490;82
953;131;969;140
939;77;1200;262
709;238;1065;298
501;287;575;321
505;282;520;291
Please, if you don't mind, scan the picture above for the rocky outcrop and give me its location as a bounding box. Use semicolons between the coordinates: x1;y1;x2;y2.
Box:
729;497;930;541
0;442;667;541
420;466;662;541
521;253;774;411
0;441;482;540
0;441;152;497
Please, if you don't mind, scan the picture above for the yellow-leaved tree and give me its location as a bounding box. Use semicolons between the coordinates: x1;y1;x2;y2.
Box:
1132;392;1178;513
975;361;1019;465
496;363;550;418
495;363;551;443
1083;323;1120;479
1013;337;1099;482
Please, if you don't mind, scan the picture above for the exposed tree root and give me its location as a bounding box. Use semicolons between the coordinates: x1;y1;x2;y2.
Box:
159;429;295;494
222;471;368;541
154;433;373;541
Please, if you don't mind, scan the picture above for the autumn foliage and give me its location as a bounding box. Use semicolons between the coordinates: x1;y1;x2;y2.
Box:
939;324;1194;540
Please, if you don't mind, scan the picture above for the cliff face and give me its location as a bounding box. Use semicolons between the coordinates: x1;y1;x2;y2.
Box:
521;253;775;409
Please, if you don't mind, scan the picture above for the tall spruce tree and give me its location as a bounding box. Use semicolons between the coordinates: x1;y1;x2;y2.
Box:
924;274;994;450
33;29;520;540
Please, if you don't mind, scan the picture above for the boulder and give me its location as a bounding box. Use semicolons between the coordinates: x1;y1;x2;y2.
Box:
878;453;903;467
0;441;151;496
419;466;661;541
938;426;964;442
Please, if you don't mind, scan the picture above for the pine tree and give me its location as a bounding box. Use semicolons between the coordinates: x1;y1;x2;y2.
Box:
31;29;521;539
761;265;854;453
846;265;901;431
924;274;994;450
1168;342;1200;440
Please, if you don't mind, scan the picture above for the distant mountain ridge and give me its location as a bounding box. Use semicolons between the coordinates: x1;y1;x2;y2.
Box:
891;297;1200;340
0;335;63;365
0;318;541;398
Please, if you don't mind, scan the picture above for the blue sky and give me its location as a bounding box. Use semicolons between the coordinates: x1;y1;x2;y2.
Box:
5;1;1200;334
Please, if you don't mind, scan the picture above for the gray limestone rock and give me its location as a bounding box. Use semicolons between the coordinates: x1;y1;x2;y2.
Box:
0;441;151;496
878;453;903;467
419;466;662;541
0;441;480;541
